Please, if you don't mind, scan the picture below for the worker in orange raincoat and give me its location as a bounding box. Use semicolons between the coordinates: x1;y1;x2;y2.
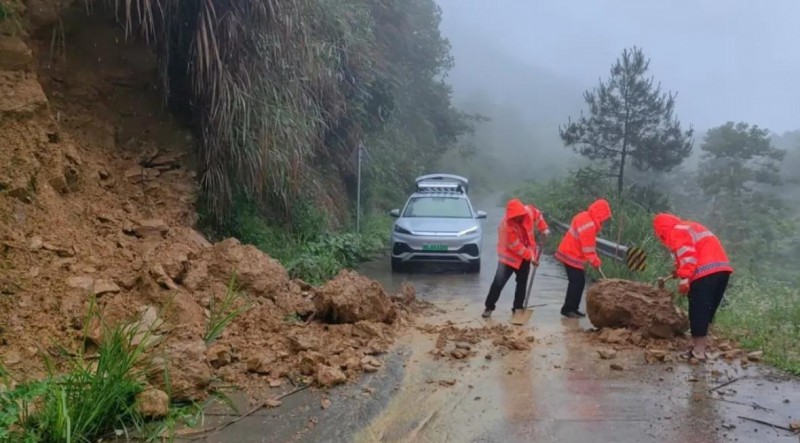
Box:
482;199;538;318
653;213;733;361
554;199;612;318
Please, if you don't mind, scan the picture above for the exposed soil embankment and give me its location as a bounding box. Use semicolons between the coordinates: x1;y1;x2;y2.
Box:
0;7;422;404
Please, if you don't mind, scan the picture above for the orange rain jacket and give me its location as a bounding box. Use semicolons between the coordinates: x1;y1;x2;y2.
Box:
524;204;550;243
653;213;734;282
497;199;536;270
555;199;611;270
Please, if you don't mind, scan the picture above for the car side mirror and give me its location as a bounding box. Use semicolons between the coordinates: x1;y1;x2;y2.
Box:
389;209;400;218
476;210;487;219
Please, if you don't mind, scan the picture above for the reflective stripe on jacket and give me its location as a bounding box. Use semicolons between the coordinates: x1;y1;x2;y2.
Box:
523;204;549;249
671;221;733;281
555;199;610;270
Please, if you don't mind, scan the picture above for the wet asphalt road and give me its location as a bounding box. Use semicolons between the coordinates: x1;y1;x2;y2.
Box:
192;195;800;443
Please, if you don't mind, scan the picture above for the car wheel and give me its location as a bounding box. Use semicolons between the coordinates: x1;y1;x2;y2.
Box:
467;259;481;274
391;257;405;273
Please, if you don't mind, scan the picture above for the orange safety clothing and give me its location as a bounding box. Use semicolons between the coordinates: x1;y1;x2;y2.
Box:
524;204;550;241
555;199;612;270
653;213;734;282
497;199;536;270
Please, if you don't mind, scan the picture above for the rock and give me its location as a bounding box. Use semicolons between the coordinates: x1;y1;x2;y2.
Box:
136;389;169;418
0;75;48;117
455;342;472;351
3;350;22;366
587;279;688;338
438;379;456;387
28;236;43;251
789;421;800;432
264;399;282;408
645;349;668;362
597;349;617;360
313;270;397;324
207;344;232;369
150;264;178;290
269;379;283;388
146;152;184;168
131;219;169;239
353;321;385;339
746;351;763;362
42;242;75;257
298;351;326;375
451;349;468;359
610;363;624;371
315;364;347;387
289;333;321;352
394;282;416;305
92;280;120;296
246;351;277;374
160;340;212;402
0;37;33;71
320;398;332;409
360;356;382;373
66;276;94;291
206;239;298;303
598;328;631;344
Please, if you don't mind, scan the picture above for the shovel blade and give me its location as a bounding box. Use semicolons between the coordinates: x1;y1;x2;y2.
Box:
511;309;533;326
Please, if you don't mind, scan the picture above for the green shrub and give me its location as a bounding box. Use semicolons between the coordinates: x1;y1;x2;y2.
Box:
203;196;390;285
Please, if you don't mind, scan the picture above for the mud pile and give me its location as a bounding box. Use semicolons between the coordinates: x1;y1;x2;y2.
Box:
586;279;689;339
0;17;422;404
419;321;536;360
588;327;751;364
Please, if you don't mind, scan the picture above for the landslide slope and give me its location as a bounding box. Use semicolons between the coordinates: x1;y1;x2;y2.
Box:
0;6;414;402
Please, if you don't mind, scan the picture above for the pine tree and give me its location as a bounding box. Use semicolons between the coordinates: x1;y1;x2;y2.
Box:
560;47;693;195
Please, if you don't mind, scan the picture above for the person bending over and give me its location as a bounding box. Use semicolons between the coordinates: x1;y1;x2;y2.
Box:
554;199;611;318
653;213;733;361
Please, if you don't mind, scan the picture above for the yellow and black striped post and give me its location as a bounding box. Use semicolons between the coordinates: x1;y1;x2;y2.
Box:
625;246;648;272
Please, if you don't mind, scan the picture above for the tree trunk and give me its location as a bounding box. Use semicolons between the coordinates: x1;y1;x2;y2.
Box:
617;149;626;196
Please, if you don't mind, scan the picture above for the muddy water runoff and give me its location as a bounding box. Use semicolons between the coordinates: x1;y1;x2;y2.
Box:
197;195;800;443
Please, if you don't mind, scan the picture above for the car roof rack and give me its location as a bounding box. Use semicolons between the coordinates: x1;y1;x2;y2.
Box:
415;174;469;194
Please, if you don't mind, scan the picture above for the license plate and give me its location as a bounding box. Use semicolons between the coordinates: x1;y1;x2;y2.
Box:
422;243;448;251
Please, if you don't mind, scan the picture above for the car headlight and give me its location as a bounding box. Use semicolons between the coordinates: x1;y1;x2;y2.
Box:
394;225;412;235
457;226;479;236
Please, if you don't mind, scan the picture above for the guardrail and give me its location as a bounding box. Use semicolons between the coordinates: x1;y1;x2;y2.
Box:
546;215;628;262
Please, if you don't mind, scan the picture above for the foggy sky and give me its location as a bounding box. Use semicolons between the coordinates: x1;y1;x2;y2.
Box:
436;0;800;134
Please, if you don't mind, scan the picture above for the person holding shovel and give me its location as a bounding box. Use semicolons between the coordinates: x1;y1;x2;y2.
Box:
482;198;538;318
653;213;734;361
554;199;612;318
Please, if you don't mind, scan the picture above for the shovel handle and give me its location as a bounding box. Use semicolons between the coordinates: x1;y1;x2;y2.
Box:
598;267;607;280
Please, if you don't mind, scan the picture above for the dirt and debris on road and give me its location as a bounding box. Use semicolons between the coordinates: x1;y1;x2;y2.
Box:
417;320;536;361
586;279;689;338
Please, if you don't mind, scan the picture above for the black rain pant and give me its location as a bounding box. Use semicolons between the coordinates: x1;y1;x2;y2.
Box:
688;271;731;338
484;261;531;311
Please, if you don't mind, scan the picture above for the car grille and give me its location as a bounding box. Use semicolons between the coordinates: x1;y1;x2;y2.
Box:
393;242;479;257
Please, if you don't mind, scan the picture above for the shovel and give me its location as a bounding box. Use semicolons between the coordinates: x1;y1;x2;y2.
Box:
511;245;542;326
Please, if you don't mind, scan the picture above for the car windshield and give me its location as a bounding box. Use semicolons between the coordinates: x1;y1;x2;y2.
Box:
403;197;473;218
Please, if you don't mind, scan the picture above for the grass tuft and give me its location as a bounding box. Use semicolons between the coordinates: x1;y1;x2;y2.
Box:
0;300;166;442
204;273;252;344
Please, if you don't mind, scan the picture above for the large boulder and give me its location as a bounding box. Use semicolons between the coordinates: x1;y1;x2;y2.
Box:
586;279;689;338
313;270;397;324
